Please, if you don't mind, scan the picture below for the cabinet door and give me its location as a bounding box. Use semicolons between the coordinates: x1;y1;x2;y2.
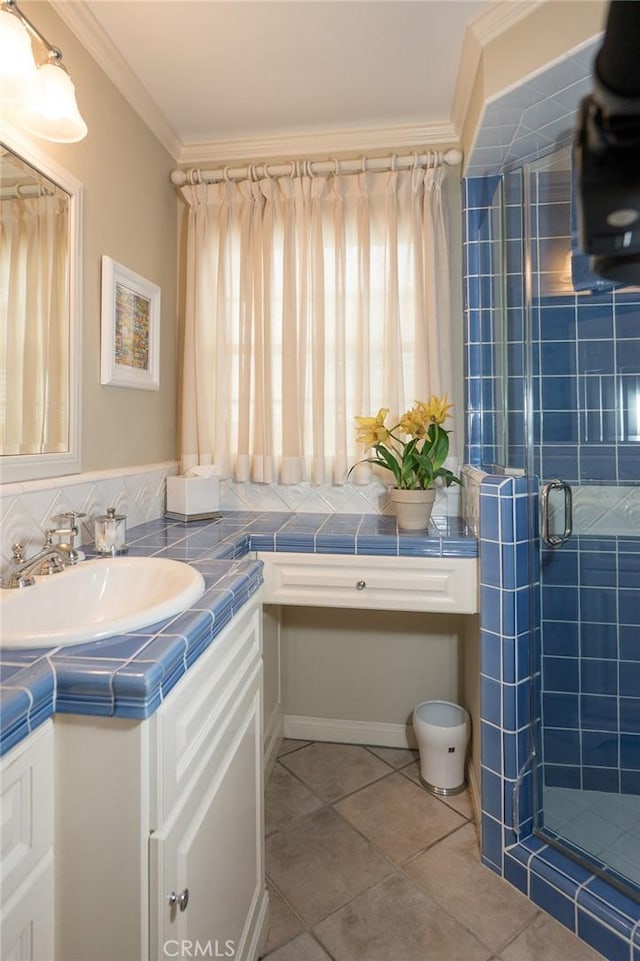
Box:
1;724;54;961
150;663;267;961
0;858;54;961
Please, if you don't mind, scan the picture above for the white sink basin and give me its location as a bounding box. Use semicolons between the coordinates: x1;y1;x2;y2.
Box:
0;557;206;648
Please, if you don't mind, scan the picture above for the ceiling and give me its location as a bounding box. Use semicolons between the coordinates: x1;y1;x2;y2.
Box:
54;0;522;163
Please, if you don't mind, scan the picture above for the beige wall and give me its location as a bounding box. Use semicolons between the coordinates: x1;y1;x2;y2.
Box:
281;606;468;739
462;0;608;157
10;2;178;473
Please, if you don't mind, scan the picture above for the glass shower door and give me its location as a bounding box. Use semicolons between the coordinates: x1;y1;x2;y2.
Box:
525;150;640;899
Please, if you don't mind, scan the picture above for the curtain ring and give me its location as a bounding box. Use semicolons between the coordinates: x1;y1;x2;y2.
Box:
390;153;397;172
412;152;419;170
307;159;317;178
332;157;340;177
360;155;368;174
222;166;231;182
290;160;297;179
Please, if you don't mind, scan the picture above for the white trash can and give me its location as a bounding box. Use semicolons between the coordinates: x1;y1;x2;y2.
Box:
412;700;470;796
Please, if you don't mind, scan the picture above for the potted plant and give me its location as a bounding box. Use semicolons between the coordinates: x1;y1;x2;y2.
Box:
349;396;461;530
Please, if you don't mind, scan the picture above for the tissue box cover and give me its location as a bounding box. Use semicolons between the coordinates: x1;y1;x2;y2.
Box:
166;476;220;517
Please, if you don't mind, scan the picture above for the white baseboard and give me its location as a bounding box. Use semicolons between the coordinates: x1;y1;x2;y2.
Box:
283;714;417;749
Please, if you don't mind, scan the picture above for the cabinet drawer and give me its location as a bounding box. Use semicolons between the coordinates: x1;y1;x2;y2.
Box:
151;598;262;823
259;552;478;613
0;723;53;900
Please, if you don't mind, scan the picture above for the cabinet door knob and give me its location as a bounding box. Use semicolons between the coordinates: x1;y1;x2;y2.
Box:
168;888;190;912
356;580;366;591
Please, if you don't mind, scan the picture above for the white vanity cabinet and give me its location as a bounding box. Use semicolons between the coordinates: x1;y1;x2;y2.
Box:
259;552;478;613
0;722;55;961
55;597;268;961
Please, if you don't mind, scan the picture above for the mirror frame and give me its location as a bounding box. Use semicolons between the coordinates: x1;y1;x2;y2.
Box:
0;123;83;484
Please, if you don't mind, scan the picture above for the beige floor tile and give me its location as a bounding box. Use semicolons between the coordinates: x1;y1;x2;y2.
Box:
405;822;538;953
265;806;392;925
402;760;474;818
367;745;419;768
335;772;466;863
265;763;324;835
313;872;492;961
262;931;333;961
441;785;475;820
280;742;390;802
263;884;305;955
500;912;606;961
278;738;310;757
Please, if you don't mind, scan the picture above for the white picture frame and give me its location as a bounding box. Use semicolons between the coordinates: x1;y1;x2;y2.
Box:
100;255;160;390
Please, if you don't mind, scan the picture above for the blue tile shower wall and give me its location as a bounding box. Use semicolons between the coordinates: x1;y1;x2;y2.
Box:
542;535;640;797
528;167;640;487
465;162;640;953
479;474;536;863
462;176;501;468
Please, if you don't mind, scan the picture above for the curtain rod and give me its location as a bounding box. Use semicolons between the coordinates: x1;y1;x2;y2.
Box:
170;148;463;187
0;184;54;200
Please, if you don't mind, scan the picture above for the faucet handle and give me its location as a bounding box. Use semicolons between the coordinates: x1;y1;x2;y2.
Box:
55;510;87;525
52;511;87;538
47;512;86;564
11;542;26;563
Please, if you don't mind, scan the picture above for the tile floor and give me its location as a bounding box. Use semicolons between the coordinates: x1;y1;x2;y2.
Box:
261;740;605;961
544;786;640;889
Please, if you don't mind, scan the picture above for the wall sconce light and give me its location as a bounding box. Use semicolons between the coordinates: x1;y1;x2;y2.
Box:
0;0;88;143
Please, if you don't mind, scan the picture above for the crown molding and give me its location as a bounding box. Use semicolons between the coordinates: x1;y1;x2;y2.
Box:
451;0;545;145
51;0;540;169
450;26;483;146
470;0;545;46
178;122;460;167
51;0;182;161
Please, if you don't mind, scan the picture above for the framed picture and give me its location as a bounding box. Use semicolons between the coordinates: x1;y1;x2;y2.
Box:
100;256;160;390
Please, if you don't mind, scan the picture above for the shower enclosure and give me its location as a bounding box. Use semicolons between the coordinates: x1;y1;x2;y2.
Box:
501;148;640;901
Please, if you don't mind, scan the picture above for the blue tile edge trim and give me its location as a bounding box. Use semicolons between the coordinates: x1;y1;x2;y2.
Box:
1;510;477;754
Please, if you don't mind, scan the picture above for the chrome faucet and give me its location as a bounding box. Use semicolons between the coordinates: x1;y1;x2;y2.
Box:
2;511;86;588
2;540;69;588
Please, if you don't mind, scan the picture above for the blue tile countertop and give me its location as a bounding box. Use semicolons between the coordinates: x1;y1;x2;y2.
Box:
0;511;476;755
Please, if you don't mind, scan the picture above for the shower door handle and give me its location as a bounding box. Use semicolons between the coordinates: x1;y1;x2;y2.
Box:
540;479;573;548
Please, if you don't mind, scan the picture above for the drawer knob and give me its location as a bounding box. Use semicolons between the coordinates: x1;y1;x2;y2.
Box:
169;888;189;912
356;580;366;591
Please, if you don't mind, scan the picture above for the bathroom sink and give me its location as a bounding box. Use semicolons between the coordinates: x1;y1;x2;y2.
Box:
0;556;206;648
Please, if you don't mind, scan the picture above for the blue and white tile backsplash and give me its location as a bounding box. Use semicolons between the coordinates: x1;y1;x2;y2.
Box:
1;463;461;581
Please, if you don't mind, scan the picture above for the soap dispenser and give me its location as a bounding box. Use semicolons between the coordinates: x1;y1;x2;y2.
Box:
94;507;128;555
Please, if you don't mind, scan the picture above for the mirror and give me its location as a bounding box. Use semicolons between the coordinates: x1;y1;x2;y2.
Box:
0;135;82;483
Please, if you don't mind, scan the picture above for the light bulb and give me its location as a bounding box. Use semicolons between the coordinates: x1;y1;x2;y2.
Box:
0;7;39;104
22;60;88;143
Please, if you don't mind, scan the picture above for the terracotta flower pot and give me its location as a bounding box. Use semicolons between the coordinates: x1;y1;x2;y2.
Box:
389;488;436;531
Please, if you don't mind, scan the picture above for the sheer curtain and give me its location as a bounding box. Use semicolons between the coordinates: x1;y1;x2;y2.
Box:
0;194;69;454
179;163;452;485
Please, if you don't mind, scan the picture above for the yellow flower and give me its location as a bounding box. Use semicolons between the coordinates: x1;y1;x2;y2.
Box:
355;407;390;447
424;393;454;425
399;403;428;439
